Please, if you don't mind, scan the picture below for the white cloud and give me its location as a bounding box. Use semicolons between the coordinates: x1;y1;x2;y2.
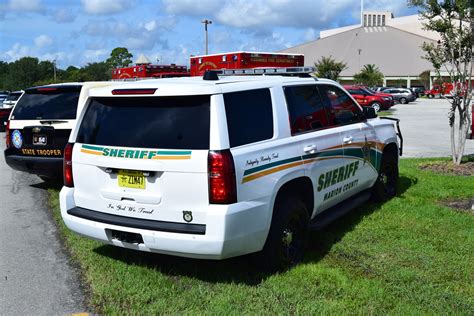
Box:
84;49;108;61
162;0;221;16
143;20;157;32
81;0;133;15
53;8;76;23
2;43;33;61
303;28;317;42
34;35;53;48
7;0;43;12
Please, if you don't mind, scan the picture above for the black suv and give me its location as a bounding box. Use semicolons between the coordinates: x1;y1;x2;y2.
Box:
4;84;85;181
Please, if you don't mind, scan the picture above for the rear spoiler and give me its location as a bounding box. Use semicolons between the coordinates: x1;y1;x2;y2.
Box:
379;117;403;156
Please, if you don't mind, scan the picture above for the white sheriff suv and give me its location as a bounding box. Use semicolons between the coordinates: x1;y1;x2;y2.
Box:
60;68;402;270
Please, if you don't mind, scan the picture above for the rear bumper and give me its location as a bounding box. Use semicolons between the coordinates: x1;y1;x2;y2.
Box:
4;152;63;178
60;187;270;260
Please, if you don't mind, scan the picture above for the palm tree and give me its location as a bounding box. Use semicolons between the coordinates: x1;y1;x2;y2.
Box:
313;56;347;81
353;64;384;87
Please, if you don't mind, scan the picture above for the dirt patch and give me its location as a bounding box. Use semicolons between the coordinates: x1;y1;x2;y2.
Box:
439;198;474;215
418;161;474;176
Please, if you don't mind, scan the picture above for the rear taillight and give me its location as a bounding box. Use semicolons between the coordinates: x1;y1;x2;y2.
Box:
5;121;10;148
64;143;74;187
208;150;237;204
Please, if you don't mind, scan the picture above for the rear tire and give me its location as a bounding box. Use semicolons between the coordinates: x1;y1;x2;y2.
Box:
256;197;309;271
399;97;407;104
372;153;398;202
428;94;434;99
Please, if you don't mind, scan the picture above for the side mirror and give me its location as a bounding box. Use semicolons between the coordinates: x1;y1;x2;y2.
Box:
363;106;377;119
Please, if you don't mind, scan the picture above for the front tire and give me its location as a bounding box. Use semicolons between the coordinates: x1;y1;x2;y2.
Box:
372;153;399;202
399;97;407;104
257;197;309;271
370;102;381;112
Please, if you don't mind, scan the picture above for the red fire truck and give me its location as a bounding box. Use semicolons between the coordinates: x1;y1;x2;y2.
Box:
111;64;189;80
189;51;304;76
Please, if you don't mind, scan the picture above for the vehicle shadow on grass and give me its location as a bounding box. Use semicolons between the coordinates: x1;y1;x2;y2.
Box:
93;175;417;286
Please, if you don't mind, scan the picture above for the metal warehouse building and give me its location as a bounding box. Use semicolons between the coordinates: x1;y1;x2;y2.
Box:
281;11;440;88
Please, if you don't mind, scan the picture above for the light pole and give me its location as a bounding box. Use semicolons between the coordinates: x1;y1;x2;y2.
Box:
201;19;212;55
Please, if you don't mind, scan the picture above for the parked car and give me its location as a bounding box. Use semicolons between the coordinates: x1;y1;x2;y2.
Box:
343;85;394;112
0;91;9;104
409;87;425;98
4;82;114;181
60;67;402;270
382;88;416;104
2;91;23;109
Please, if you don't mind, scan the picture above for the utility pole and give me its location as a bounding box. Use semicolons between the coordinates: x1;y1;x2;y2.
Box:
201;19;212;55
53;59;56;83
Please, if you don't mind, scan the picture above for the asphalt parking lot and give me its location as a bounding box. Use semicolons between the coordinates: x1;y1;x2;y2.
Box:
0;139;86;315
387;98;474;158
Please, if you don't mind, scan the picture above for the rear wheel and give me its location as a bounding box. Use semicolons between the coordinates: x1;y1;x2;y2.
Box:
427;94;434;99
399;97;407;104
256;197;309;271
370;102;381;112
372;153;398;202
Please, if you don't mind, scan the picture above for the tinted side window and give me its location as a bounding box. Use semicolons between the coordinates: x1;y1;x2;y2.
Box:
284;85;329;134
76;96;210;149
11;87;81;120
319;85;363;126
223;88;273;147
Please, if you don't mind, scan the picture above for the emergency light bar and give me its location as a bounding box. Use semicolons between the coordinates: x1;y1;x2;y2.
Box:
216;66;315;76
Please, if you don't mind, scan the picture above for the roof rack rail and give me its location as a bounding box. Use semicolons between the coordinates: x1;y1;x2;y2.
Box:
203;67;317;80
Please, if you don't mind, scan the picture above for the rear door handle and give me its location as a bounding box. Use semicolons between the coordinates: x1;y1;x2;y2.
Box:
343;136;353;144
303;145;317;154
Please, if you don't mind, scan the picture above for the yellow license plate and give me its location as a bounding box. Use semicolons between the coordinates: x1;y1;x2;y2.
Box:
118;170;145;189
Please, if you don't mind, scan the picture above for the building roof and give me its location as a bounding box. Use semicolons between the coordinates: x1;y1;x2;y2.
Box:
135;54;151;65
281;25;437;77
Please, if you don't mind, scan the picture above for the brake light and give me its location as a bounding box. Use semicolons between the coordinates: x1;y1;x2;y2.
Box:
37;87;58;92
111;88;157;95
5;121;10;148
208;150;237;204
64;143;74;187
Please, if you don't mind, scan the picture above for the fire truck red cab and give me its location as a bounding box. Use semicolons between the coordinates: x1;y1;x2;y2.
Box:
189;51;304;76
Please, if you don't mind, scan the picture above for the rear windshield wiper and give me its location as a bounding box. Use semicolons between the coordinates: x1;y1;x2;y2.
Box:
40;120;69;125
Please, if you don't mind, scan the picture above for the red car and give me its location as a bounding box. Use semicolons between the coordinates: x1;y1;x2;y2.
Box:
343;85;394;112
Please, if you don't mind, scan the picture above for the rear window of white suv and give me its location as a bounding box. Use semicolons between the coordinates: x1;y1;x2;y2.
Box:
76;96;211;149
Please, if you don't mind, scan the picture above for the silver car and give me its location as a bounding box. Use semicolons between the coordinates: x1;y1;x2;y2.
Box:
382;88;416;104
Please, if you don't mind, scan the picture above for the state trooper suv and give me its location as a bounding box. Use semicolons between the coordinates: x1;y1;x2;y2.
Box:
60;68;402;270
5;82;114;181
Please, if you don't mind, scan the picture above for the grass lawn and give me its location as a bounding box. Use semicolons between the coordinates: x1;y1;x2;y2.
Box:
48;158;474;314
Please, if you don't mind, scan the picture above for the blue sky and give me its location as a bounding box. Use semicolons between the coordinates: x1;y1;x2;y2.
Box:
0;0;418;69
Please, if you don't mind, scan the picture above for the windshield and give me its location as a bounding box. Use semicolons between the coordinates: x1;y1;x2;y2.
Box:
11;86;81;120
76;96;211;150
